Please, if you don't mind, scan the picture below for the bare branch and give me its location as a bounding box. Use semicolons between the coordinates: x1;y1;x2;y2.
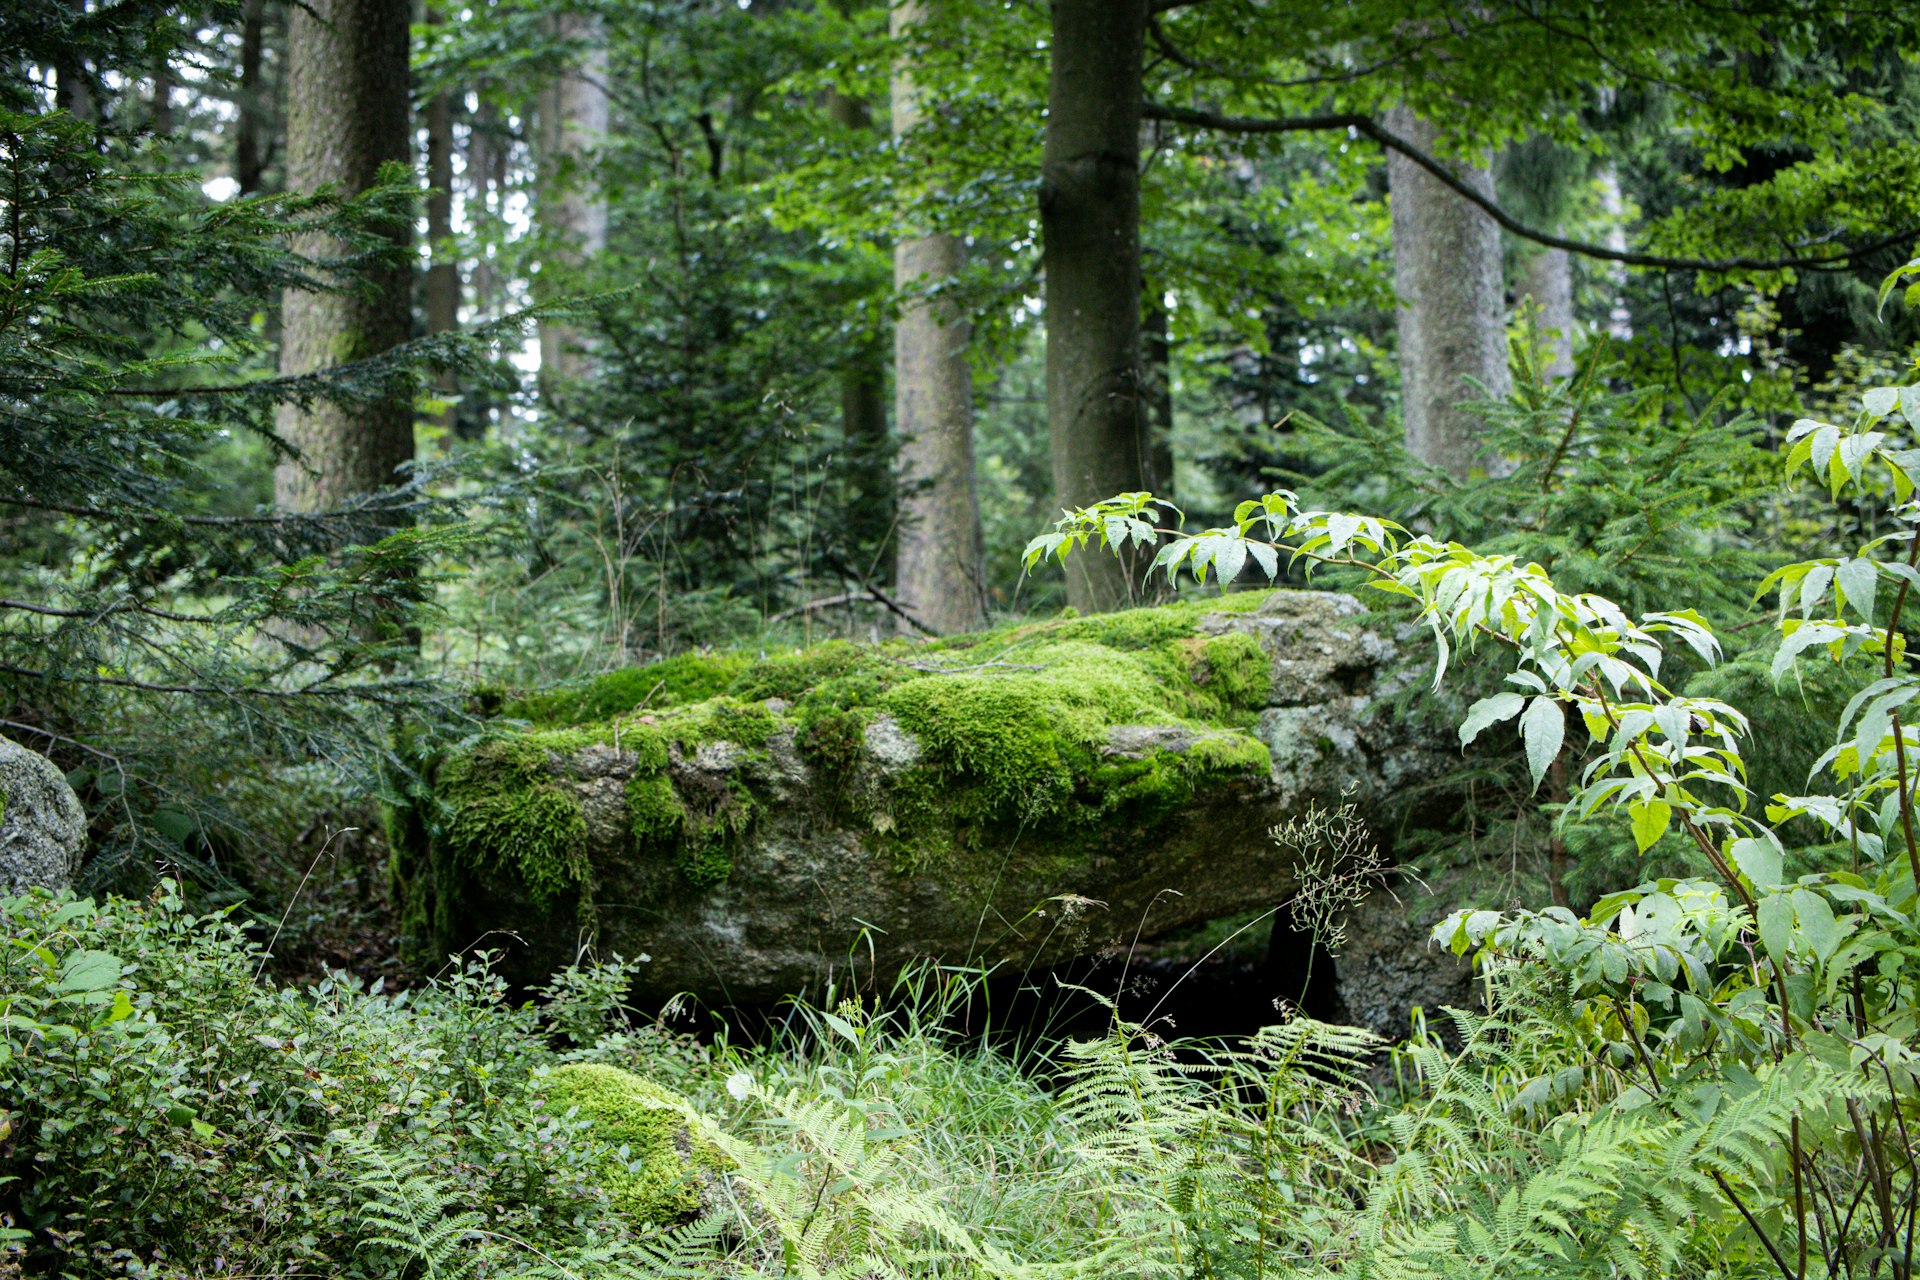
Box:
1140;100;1918;273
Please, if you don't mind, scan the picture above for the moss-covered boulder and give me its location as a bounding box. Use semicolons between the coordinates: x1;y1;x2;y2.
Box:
539;1064;726;1223
392;589;1438;1002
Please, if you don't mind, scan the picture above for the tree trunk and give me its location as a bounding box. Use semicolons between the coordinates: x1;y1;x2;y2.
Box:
1598;166;1634;341
1518;247;1575;382
235;0;268;195
151;54;174;133
1043;0;1149;613
535;13;610;394
424;36;460;440
890;0;984;634
1387;107;1509;479
824;88;894;575
273;0;413;511
54;0;96;122
1142;296;1175;499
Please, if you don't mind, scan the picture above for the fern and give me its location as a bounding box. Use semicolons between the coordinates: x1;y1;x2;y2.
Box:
330;1129;485;1280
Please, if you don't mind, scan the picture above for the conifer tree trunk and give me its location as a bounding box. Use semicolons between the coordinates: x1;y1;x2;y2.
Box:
890;0;984;634
825;87;894;571
235;0;268;195
273;0;413;511
1518;247;1575;381
535;13;610;394
1043;0;1149;613
424;27;460;440
1142;297;1175;498
1387;107;1509;479
1598;166;1634;340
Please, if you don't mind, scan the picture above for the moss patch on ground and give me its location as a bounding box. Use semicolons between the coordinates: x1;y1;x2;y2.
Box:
540;1063;724;1224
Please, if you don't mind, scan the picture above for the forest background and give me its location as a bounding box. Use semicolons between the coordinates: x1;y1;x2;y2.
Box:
10;1;1920;1276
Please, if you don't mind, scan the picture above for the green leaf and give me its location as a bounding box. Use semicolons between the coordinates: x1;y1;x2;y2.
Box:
1864;386;1900;418
1756;893;1795;964
54;950;123;994
1459;692;1526;747
1728;837;1783;888
1791;888;1841;963
1630;799;1672;853
1837;558;1877;623
1520;696;1565;792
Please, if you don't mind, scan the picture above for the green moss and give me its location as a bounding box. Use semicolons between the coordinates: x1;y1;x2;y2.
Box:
625;773;686;847
623;763;754;889
540;1063;724;1224
436;737;588;910
726;640;902;702
1194;632;1274;715
419;591;1287;895
504;653;752;726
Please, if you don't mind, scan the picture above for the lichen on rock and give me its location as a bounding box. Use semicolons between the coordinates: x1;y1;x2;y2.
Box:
0;733;88;895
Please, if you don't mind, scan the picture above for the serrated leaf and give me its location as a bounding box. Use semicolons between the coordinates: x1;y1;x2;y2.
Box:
1728;837;1782;888
55;950;122;993
1521;696;1565;793
1756;893;1794;964
1864;386;1900;417
1791;888;1840;963
1837;558;1877;623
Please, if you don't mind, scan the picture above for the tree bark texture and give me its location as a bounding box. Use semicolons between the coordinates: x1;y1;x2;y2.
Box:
1518;246;1575;382
536;13;610;392
235;0;269;194
890;0;985;634
424;49;460;439
273;0;413;512
1043;0;1149;612
1387;107;1510;480
1142;297;1175;499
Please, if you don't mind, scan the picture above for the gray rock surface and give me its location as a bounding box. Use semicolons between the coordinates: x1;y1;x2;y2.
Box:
408;591;1452;1020
0;734;87;894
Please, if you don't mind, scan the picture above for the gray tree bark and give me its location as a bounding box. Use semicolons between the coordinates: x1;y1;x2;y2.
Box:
1142;297;1175;499
273;0;413;512
536;13;610;394
424;33;460;441
1387;107;1510;479
1043;0;1150;612
1518;247;1576;381
890;0;985;634
1597;166;1634;341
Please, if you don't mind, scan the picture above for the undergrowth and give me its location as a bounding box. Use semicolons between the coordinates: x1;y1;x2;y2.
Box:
1;884;1843;1279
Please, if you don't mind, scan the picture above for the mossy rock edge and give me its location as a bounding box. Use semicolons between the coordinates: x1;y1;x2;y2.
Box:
540;1063;729;1224
393;590;1443;1002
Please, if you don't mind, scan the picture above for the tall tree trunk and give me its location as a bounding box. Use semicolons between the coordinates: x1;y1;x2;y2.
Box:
54;0;96;122
1141;295;1175;499
535;13;610;395
825;87;894;574
1518;247;1575;381
424;32;460;440
151;52;174;133
1598;166;1633;341
890;0;984;634
1387;107;1509;479
273;0;413;511
235;0;269;194
1043;0;1149;613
